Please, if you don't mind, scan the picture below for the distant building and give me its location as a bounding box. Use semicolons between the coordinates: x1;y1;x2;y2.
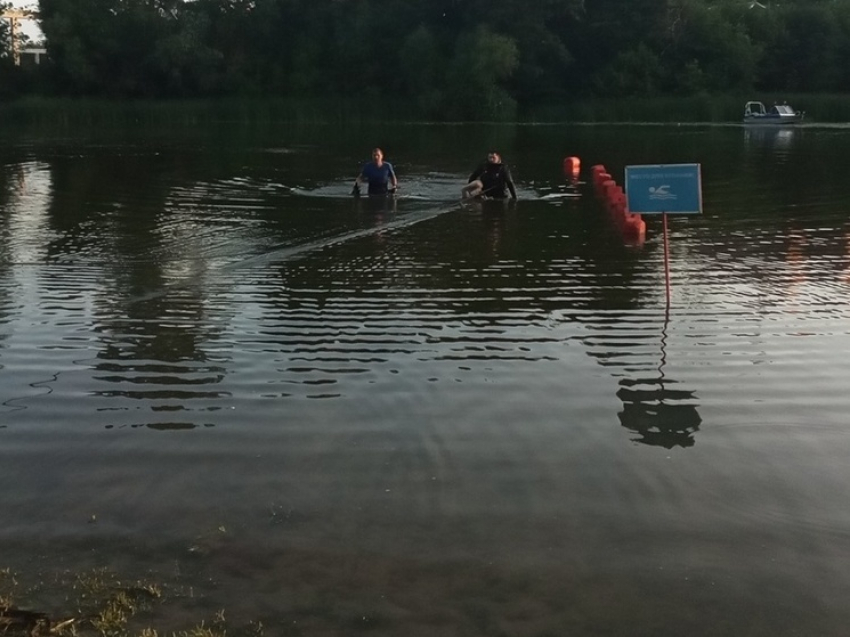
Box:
1;7;40;65
20;46;47;67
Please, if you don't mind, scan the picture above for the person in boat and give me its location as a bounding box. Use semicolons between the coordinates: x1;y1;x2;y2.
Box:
353;147;398;196
461;151;517;200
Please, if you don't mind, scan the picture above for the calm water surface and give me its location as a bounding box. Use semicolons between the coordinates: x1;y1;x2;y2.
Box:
2;122;850;635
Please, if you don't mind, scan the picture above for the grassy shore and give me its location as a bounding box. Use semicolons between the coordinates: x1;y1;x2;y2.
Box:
1;566;261;637
1;94;848;129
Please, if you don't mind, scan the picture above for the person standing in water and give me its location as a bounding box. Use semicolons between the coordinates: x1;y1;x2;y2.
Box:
353;147;398;196
461;151;517;200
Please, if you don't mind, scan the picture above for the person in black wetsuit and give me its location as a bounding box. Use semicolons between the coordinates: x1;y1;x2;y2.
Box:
461;151;517;200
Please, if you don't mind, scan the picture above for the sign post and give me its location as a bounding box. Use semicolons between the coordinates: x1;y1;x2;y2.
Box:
625;164;703;304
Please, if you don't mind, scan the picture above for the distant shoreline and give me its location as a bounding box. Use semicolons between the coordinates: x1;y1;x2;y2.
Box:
2;95;850;126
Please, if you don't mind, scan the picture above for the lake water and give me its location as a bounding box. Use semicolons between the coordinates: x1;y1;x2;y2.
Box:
2;121;850;635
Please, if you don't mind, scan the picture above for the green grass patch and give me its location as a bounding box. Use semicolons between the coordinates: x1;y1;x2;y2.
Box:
0;566;262;637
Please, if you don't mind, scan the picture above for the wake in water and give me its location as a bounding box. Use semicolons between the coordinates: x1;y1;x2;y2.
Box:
124;172;584;306
126;199;461;306
277;173;576;203
284;174;465;202
229;204;460;271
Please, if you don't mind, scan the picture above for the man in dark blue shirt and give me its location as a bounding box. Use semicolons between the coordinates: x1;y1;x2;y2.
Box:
354;148;398;196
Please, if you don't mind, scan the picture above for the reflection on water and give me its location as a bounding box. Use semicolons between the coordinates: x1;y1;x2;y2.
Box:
618;397;702;447
1;161;53;265
3;124;850;635
616;313;702;448
744;125;797;155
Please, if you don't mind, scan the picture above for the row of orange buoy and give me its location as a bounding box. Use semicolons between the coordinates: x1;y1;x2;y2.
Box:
563;156;581;180
589;163;646;241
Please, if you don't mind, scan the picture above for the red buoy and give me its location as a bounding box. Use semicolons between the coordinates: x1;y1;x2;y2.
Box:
623;213;646;239
589;165;646;245
601;179;619;199
591;165;607;180
563;156;581;179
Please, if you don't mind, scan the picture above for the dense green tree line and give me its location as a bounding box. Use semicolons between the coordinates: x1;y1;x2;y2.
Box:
2;0;850;117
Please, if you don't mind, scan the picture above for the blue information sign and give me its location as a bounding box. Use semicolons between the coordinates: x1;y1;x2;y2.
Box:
625;163;702;215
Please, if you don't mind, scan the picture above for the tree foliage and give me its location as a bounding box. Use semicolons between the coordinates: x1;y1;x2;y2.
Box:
2;0;849;115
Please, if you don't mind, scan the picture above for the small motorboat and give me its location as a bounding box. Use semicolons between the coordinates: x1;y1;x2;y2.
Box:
743;101;804;125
